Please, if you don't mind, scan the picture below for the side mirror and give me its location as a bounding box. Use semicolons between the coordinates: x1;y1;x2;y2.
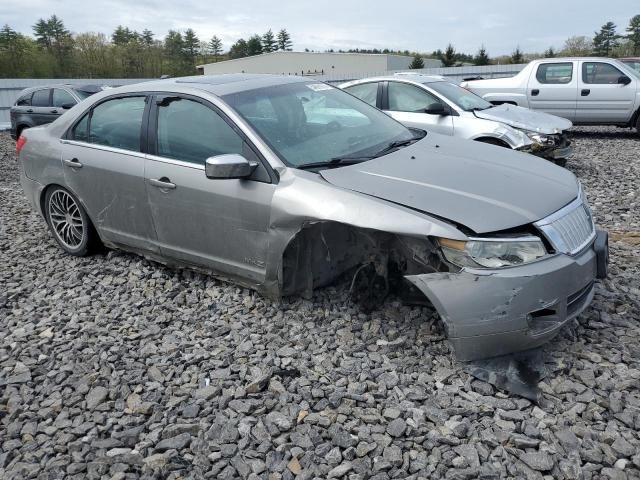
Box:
205;154;258;179
60;103;76;110
618;75;631;85
424;102;448;115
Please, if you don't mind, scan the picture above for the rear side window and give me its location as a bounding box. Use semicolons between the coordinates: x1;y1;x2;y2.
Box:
16;93;31;106
156;98;243;165
535;63;573;84
87;96;146;151
388;82;440;112
31;89;51;107
52;89;76;108
345;82;379;106
582;62;625;84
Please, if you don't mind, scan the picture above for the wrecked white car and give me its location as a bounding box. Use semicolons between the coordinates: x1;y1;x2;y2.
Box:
17;74;609;361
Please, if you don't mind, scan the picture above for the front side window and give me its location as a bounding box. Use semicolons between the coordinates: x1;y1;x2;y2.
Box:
31;89;51;107
536;63;573;84
223;82;413;167
344;82;379;106
88;96;146;151
71;113;89;142
156;98;243;165
388;82;440;112
582;62;625;84
428;81;491;111
52;89;76;108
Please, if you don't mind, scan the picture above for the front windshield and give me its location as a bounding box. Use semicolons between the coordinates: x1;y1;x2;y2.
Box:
223;82;415;167
428;81;493;111
619;60;640;79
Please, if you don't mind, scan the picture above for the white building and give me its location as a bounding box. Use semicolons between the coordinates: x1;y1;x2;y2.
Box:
197;51;442;77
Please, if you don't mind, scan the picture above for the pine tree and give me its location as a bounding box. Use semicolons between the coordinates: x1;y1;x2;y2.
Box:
474;46;490;65
183;28;200;62
510;47;524;64
544;46;556;58
247;35;263;56
626;15;640;55
262;29;276;53
209;35;222;61
408;54;424;69
229;39;249;59
593;21;620;56
277;29;293;51
440;43;456;67
141;29;154;47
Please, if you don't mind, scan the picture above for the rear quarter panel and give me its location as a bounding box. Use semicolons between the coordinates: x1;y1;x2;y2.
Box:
465;66;531;108
20;126;66;191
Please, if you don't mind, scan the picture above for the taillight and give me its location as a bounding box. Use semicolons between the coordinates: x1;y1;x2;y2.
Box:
16;136;27;155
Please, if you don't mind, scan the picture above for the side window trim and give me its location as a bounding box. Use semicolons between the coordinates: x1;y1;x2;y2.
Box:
147;92;277;184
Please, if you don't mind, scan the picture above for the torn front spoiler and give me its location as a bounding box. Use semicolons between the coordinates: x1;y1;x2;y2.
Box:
405;241;599;361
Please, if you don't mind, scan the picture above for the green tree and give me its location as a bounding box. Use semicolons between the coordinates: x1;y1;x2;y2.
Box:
510;46;524;64
439;43;457;67
208;35;222;61
474;46;490;65
561;35;593;56
229;38;248;59
626;15;640;55
262;29;276;53
593;21;620;56
247;34;263;56
544;46;556;57
408;54;424;69
0;24;29;77
141;29;154;47
277;29;292;51
32;15;73;76
183;28;200;65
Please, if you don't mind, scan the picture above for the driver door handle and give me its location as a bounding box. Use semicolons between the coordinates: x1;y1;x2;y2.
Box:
63;158;83;169
581;89;591;96
531;89;540;96
149;177;176;190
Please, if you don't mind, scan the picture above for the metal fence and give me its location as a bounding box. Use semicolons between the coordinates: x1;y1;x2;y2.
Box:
0;64;526;128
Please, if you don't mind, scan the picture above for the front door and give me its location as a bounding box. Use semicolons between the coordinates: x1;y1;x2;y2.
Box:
145;95;275;284
526;61;578;121
61;95;158;252
576;61;636;124
384;81;454;135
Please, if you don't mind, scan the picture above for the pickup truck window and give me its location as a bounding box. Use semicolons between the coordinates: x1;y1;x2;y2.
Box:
582;62;625;84
535;63;573;84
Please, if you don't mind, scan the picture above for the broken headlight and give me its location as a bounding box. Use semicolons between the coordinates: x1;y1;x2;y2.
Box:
525;131;557;146
437;236;548;269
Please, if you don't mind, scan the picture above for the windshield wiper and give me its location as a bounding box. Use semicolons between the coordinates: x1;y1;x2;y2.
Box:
296;156;372;170
372;137;419;158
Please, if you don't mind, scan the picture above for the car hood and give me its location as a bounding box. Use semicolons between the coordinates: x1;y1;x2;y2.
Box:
474;104;572;134
320;133;578;233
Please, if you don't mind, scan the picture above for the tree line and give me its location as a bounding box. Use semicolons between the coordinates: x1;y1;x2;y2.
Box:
0;15;295;78
0;14;638;78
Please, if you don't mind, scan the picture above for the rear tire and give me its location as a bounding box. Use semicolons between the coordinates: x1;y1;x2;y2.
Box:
44;186;98;256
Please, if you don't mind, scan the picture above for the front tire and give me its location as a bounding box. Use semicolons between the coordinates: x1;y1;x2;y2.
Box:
45;186;97;256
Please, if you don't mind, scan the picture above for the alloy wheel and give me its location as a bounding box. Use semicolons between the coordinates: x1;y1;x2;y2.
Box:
48;190;85;249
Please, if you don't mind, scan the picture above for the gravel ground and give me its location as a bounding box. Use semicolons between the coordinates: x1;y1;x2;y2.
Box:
1;128;639;480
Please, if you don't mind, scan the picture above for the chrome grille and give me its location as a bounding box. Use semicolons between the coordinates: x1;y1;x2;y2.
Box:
535;195;596;255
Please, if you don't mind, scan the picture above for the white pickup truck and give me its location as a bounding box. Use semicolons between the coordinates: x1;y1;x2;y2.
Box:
461;58;640;132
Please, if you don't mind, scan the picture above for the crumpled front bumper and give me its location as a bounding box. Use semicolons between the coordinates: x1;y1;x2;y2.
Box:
529;134;573;161
405;233;606;361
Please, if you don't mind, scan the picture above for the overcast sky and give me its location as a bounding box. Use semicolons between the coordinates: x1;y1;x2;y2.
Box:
1;0;637;55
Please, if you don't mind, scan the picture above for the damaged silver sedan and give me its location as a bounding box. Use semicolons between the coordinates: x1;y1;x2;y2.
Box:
17;74;609;361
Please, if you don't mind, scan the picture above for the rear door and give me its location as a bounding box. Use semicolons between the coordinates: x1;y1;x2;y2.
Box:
61;94;158;252
526;61;577;121
576;61;636;124
383;81;454;135
29;88;57;126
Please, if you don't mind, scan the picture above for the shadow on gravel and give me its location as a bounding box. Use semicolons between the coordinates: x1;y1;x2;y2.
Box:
568;129;638;140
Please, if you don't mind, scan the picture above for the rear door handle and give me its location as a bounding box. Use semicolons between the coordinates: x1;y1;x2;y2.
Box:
581;89;590;96
63;158;83;169
50;109;59;113
149;177;176;190
531;89;540;96
26;109;33;113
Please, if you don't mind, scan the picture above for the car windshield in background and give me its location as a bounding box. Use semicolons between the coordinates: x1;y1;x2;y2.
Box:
429;81;493;112
223;82;415;168
73;86;103;99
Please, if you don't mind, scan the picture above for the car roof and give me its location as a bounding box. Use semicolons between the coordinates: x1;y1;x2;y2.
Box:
341;74;448;88
135;74;314;96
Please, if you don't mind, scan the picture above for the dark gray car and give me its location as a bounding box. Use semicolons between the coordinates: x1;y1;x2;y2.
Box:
17;74;609;361
10;84;103;140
